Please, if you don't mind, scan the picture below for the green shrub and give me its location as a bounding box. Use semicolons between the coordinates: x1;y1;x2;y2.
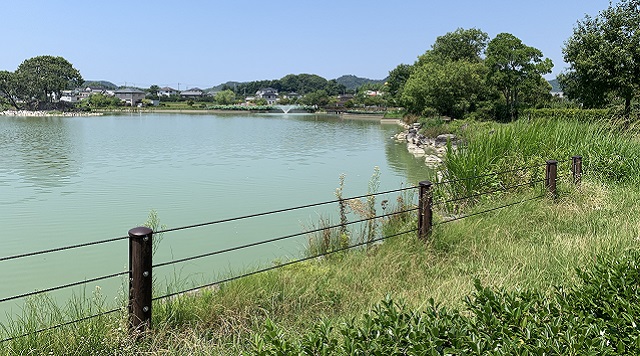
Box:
250;250;640;355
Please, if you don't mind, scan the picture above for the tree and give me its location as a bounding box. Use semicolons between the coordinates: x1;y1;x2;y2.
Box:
300;90;330;107
485;33;553;120
402;60;488;118
214;89;236;105
81;93;122;109
0;71;21;109
430;27;489;63
400;28;491;118
147;84;160;99
385;64;414;106
14;55;83;110
560;0;640;114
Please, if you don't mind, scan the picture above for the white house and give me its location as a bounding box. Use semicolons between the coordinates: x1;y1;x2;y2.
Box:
60;90;80;103
158;87;179;97
256;87;278;105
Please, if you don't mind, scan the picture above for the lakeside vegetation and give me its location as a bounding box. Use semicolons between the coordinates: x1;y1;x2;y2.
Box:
1;1;640;354
2;115;640;354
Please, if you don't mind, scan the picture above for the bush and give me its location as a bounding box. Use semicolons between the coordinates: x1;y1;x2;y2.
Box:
250;250;640;354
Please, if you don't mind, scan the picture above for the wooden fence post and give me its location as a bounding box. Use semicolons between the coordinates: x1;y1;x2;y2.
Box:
128;226;153;334
572;156;582;186
545;160;558;198
418;181;433;240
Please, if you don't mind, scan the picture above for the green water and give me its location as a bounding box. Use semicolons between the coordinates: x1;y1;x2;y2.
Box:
0;113;430;318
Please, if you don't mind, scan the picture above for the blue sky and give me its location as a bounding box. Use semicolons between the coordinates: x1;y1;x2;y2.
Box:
1;1;613;89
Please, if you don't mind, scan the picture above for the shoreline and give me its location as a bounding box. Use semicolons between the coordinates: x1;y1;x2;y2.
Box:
1;110;103;117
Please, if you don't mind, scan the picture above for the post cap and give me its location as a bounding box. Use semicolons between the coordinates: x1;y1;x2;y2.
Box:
128;226;153;238
419;180;433;187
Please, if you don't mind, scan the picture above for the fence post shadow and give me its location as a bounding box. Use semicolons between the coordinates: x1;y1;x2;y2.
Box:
545;160;558;199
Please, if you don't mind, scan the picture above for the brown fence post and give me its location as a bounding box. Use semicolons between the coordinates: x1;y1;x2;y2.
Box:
418;181;433;240
572;156;582;186
545;160;558;198
128;226;153;334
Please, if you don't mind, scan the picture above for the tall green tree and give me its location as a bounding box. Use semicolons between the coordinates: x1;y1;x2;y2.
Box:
300;90;330;107
147;84;160;99
0;71;21;109
14;55;83;109
430;27;489;63
214;89;236;105
385;64;414;106
402;28;490;118
560;0;640;115
485;33;552;120
402;60;488;118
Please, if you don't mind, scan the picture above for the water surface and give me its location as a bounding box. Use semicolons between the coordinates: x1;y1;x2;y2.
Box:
0;113;430;317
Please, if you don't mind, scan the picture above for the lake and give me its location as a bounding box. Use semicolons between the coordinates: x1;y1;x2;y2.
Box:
0;112;430;318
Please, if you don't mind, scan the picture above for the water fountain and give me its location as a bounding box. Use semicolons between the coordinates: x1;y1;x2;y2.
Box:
273;104;300;114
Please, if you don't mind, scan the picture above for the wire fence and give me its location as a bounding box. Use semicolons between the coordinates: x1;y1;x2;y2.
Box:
0;155;583;343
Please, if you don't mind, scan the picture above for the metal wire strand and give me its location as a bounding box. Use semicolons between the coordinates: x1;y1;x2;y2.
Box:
153;228;418;302
153;207;419;268
435;163;546;186
434;194;545;226
155;186;417;235
0;235;129;264
0;271;130;304
433;178;546;206
0;307;122;344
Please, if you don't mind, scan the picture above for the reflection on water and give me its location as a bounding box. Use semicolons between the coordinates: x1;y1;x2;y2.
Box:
0;117;80;192
383;134;434;185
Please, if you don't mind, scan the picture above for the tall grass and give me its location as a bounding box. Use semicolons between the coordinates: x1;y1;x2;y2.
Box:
441;119;640;201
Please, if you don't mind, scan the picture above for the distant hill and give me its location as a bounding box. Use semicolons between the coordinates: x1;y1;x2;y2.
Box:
83;80;118;89
208;75;387;93
208;81;243;93
334;75;386;91
548;78;561;92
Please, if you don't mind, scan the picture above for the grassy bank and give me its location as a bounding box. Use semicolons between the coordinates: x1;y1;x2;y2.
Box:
2;117;640;354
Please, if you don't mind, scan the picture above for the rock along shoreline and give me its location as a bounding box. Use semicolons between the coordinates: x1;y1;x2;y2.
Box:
1;110;103;117
393;122;458;172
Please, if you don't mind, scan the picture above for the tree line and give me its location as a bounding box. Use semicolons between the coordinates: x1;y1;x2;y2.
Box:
386;29;552;121
1;1;637;117
387;0;639;121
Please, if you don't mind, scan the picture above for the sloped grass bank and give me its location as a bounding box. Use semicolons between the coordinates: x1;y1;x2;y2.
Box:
251;181;640;354
2;179;638;354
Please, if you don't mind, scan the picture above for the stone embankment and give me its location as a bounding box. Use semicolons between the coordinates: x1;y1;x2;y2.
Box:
1;110;103;117
394;123;458;170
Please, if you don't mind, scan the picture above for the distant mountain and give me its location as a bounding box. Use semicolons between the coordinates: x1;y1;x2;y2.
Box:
83;80;118;89
548;78;561;92
334;75;386;91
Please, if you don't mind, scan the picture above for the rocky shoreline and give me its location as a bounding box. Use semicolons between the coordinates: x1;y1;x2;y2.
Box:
1;110;103;117
393;122;458;169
